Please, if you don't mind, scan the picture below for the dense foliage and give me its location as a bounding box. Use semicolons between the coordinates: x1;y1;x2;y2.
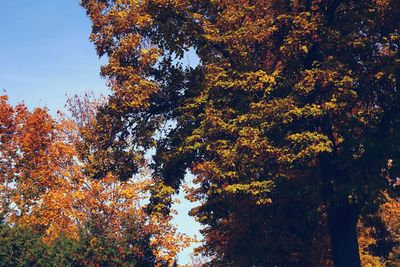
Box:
81;0;400;266
0;224;80;267
0;223;159;267
0;95;190;266
1;0;400;266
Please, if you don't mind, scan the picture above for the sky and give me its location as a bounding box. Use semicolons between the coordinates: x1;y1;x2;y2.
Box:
0;1;200;264
0;1;109;109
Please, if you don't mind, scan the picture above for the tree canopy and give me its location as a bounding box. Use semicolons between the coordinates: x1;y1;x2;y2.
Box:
81;0;400;266
1;0;400;266
0;95;190;266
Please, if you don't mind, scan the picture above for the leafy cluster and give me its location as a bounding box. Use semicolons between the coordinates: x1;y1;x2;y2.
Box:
0;95;191;266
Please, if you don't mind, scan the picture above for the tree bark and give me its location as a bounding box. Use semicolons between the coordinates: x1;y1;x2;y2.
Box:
327;198;361;267
320;116;361;267
321;161;362;267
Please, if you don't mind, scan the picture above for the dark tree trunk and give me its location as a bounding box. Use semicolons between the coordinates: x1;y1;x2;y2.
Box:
321;164;362;267
327;198;361;267
320;116;361;267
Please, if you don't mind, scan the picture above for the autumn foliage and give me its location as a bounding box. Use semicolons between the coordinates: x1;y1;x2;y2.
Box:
1;0;400;266
80;0;400;266
0;95;190;266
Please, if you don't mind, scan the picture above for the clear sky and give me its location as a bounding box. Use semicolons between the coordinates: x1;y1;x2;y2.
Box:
0;1;109;109
1;1;200;264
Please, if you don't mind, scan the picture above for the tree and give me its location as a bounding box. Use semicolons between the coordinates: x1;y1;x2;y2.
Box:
0;94;191;266
0;223;81;267
82;1;400;266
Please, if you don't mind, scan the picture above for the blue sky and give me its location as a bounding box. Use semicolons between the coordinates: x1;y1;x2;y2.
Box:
1;1;200;264
0;1;109;109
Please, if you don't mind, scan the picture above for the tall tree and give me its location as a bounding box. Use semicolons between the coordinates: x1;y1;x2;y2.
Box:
82;1;400;266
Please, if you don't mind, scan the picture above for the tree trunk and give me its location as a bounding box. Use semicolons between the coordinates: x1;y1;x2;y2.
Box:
319;117;361;267
327;199;361;267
